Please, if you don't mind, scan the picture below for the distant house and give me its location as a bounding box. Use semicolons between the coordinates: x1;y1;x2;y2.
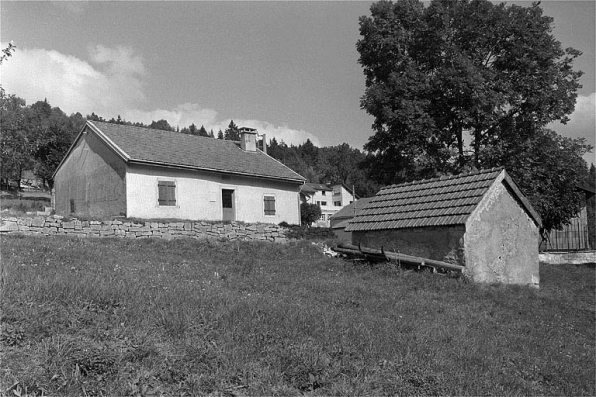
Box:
346;168;542;286
540;185;595;251
300;182;357;227
53;121;306;223
329;197;373;242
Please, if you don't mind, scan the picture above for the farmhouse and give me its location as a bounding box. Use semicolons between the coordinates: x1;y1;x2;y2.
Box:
53;121;306;223
345;168;542;286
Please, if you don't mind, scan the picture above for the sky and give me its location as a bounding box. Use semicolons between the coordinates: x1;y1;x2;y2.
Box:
1;1;594;165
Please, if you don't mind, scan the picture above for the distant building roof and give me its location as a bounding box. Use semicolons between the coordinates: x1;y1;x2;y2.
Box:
304;183;333;192
55;121;305;183
345;168;540;232
329;197;374;221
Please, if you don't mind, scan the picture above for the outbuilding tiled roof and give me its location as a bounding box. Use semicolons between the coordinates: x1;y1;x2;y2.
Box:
84;121;305;183
345;168;536;232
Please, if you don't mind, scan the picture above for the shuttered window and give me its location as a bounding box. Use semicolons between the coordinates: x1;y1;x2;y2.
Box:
264;196;276;216
158;181;176;206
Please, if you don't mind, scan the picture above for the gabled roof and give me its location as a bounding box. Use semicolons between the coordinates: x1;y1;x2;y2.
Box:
55;121;305;183
304;183;333;191
301;182;360;199
329;197;373;220
345;168;541;232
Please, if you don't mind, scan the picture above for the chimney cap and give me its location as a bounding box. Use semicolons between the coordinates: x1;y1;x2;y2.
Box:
239;127;257;134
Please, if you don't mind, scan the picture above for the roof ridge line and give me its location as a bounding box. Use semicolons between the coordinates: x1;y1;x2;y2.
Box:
381;167;504;191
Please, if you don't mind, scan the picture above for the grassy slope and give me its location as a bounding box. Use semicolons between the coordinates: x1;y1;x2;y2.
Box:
0;235;594;396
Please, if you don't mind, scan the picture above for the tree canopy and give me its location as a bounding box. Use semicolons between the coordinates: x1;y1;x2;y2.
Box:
357;0;592;231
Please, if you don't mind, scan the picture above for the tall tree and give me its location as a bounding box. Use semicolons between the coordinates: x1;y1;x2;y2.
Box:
0;92;30;188
357;0;589;230
198;125;209;137
224;120;240;141
27;101;84;188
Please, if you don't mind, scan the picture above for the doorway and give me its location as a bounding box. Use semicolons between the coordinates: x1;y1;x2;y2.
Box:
222;189;235;221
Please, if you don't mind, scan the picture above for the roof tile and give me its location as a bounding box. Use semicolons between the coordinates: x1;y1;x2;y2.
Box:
345;168;504;232
88;121;305;183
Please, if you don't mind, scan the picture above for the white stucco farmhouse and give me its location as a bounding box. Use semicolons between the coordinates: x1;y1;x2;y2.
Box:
53;121;306;224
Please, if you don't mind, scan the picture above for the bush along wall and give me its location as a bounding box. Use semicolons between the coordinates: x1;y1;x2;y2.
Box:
0;216;334;242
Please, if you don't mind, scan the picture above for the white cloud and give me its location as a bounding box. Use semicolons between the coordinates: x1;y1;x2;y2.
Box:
0;44;319;146
233;119;321;147
0;43;146;117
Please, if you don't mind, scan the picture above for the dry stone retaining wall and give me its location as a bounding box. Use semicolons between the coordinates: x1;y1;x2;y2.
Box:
0;216;333;243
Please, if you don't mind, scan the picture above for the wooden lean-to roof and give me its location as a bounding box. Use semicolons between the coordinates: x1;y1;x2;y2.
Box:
345;168;541;232
55;121;305;183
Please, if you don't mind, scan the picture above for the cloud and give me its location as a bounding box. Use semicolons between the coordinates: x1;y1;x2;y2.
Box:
0;43;146;117
232;119;322;147
0;44;319;147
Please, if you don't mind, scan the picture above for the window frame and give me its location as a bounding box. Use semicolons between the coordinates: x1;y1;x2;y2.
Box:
263;194;276;216
157;180;177;206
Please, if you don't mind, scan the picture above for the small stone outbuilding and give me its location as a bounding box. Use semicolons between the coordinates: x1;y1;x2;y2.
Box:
345;168;541;286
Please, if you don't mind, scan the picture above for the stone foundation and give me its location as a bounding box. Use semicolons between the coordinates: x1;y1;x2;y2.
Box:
0;216;334;242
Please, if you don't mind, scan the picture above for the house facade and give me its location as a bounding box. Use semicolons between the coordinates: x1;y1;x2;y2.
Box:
53;121;305;223
300;182;357;227
346;168;542;286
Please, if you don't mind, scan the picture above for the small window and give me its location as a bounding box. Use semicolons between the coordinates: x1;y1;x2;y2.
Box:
264;195;276;216
319;214;326;221
158;181;176;206
334;201;341;206
322;191;326;196
316;201;321;207
321;201;327;206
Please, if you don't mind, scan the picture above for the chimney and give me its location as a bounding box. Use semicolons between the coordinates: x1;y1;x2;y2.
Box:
262;133;267;154
239;127;257;151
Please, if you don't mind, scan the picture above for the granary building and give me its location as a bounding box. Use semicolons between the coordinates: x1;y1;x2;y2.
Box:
345;168;542;286
53;121;305;223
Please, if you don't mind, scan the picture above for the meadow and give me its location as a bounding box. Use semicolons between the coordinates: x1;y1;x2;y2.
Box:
1;235;594;396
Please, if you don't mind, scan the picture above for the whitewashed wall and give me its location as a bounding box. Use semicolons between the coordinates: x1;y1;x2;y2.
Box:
125;164;301;224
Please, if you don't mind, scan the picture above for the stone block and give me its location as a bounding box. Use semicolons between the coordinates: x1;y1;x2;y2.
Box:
0;221;19;232
62;221;75;229
31;217;45;227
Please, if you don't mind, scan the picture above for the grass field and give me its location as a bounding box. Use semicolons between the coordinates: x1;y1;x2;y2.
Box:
1;190;51;214
1;235;594;396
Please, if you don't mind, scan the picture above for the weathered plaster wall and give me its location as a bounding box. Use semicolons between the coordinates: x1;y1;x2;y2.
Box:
465;179;539;286
352;225;466;264
126;164;301;224
54;130;126;217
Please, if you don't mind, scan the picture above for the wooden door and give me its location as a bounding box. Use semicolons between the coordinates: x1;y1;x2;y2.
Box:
222;189;235;221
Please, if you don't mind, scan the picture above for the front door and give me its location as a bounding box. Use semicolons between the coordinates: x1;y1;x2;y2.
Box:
222;189;235;221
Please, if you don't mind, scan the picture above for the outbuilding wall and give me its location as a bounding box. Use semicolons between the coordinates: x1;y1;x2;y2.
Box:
54;130;126;217
352;225;466;264
126;164;301;224
464;180;540;286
